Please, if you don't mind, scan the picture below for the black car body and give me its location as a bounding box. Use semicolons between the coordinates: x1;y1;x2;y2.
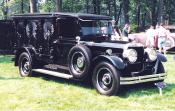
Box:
12;13;167;95
0;20;14;54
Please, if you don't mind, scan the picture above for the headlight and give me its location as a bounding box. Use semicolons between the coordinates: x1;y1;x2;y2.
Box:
123;49;137;63
145;48;157;61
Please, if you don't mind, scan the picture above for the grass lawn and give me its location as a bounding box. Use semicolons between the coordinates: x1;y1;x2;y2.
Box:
0;55;175;110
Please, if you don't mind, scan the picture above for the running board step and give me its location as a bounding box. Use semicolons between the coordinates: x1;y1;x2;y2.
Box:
32;69;73;79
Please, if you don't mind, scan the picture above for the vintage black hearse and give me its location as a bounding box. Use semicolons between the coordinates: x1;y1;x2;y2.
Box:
12;13;167;96
0;20;14;54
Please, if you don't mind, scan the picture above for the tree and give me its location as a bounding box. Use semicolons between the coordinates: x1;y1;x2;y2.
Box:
1;0;8;19
56;0;62;12
7;0;30;14
122;0;130;23
92;0;100;14
29;0;37;13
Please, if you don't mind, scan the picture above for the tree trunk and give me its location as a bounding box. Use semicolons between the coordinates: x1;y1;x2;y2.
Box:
2;0;8;19
21;0;24;13
56;0;62;12
86;0;89;13
29;0;37;13
151;0;158;26
122;0;130;23
116;2;123;24
96;0;100;14
92;0;100;14
113;0;117;20
157;0;164;24
136;0;141;27
107;0;111;16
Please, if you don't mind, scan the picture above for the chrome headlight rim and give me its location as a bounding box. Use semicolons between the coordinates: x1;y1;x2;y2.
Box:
123;49;138;63
145;48;157;62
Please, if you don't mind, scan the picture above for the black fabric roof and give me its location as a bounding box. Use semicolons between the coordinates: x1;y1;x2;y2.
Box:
12;12;111;20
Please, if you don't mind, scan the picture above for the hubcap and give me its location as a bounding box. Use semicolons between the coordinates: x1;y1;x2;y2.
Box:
77;57;84;68
24;62;29;71
97;67;113;91
21;57;30;75
102;73;112;86
71;52;85;74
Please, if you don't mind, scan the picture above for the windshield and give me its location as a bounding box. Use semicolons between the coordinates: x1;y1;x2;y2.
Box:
80;20;113;36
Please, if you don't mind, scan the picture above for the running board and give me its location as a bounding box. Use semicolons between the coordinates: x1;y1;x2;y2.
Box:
32;69;73;79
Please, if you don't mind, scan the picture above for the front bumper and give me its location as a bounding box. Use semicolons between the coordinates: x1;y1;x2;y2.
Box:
120;73;167;85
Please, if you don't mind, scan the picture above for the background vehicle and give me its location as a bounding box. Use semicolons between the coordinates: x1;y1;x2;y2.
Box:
13;13;167;96
164;25;175;52
129;25;175;51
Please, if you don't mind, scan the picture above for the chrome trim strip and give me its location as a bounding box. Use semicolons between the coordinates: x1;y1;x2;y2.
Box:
120;73;167;85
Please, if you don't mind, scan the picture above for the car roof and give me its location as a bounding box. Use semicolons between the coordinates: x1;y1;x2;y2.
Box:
12;12;112;20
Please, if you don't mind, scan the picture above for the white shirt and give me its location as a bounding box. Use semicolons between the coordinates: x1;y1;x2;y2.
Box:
157;26;167;37
146;28;155;39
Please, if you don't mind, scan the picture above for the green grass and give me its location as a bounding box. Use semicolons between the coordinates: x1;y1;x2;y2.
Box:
0;55;175;110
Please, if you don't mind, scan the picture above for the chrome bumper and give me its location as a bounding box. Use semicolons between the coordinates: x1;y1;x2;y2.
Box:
120;73;167;85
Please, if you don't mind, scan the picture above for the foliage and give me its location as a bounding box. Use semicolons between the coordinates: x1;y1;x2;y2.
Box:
62;0;86;13
0;55;175;110
130;24;138;33
0;0;175;28
40;0;56;12
8;0;29;14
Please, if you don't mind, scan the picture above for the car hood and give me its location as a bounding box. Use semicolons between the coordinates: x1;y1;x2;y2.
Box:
81;41;144;49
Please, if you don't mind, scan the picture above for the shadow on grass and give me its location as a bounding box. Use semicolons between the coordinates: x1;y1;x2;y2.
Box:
0;76;23;80
118;83;175;97
0;55;14;63
34;73;93;90
33;73;175;97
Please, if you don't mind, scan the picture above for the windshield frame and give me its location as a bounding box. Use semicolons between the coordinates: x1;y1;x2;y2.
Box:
79;19;114;37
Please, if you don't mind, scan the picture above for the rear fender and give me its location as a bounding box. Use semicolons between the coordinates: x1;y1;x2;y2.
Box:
92;55;125;70
15;47;37;66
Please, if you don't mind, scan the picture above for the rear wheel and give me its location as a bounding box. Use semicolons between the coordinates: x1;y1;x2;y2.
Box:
92;62;120;96
18;52;33;77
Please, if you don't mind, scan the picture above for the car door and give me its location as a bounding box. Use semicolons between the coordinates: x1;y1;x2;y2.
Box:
56;17;78;64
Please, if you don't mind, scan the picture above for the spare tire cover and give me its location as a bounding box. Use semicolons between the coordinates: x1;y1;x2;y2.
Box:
68;45;92;79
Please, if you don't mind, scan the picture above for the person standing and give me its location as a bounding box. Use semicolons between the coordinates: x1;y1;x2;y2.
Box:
146;25;155;48
122;24;130;41
156;24;168;54
122;24;130;37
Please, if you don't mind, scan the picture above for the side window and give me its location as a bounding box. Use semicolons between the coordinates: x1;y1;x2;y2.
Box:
43;21;54;40
58;18;77;38
16;21;25;38
26;20;39;39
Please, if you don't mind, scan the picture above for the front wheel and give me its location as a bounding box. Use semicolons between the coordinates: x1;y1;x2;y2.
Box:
18;52;33;77
92;62;120;96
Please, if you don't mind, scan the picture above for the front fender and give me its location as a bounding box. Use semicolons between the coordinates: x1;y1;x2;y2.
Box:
157;53;167;62
93;55;125;70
